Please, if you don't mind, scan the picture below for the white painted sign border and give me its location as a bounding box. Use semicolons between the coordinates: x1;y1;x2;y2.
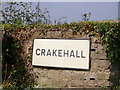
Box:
32;39;90;70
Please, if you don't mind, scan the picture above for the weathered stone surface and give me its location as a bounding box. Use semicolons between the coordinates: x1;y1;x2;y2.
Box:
52;80;68;87
91;60;111;71
91;36;101;43
37;77;53;88
47;70;61;81
23;30;119;88
91;51;107;60
46;31;54;38
91;43;98;49
91;43;107;60
82;34;90;39
53;31;62;38
63;31;73;38
29;31;40;41
59;71;72;81
68;80;84;87
71;72;86;80
84;80;99;87
97;80;111;87
71;73;86;80
97;72;110;80
85;72;97;81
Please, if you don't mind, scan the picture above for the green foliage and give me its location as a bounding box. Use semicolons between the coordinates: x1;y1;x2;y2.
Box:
81;12;91;21
35;21;120;63
97;22;120;63
113;79;120;90
2;20;120;89
2;29;34;89
77;21;120;63
36;21;120;63
2;2;120;88
2;2;51;24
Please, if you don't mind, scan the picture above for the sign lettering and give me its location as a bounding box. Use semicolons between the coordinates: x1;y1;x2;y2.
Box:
32;39;90;70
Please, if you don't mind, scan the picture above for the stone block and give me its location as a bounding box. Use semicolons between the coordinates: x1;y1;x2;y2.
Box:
67;80;84;87
37;77;53;88
71;71;86;80
47;70;61;81
97;44;104;50
97;72;110;80
46;31;54;38
85;72;97;81
63;31;73;38
97;80;111;87
29;31;40;41
91;37;100;43
52;80;68;87
90;43;107;60
59;71;72;81
30;33;118;88
53;31;62;38
91;51;107;60
33;68;49;78
91;43;98;49
84;80;99;87
91;60;111;71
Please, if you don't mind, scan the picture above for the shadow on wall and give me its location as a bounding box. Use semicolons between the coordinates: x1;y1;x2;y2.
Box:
110;63;120;87
2;32;34;89
109;46;120;87
110;2;120;86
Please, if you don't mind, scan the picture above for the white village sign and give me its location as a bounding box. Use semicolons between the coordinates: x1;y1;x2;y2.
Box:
32;39;90;70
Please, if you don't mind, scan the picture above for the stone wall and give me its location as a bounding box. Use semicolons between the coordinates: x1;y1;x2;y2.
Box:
24;28;120;88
